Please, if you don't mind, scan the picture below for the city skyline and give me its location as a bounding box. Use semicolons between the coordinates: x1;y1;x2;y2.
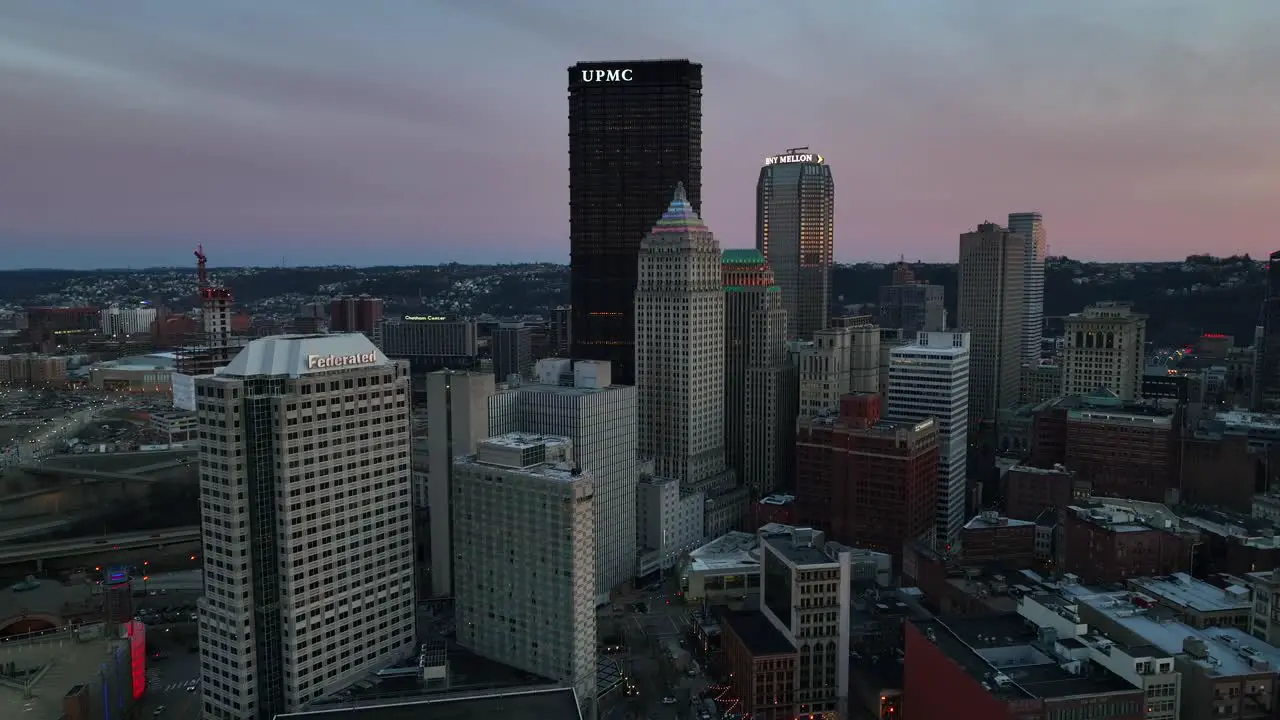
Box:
2;0;1278;269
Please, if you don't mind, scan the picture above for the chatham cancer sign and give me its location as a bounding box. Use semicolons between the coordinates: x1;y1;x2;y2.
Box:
306;352;379;370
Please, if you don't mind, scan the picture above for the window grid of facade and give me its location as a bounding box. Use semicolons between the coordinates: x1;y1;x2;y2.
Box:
195;337;416;719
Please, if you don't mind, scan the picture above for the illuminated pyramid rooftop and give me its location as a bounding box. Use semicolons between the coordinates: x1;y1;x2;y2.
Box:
650;182;708;234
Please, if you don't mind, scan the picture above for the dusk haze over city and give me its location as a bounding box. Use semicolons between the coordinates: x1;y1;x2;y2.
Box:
2;0;1277;268
6;4;1280;720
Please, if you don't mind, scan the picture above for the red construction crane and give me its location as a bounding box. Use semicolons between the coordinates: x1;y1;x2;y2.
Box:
194;244;208;289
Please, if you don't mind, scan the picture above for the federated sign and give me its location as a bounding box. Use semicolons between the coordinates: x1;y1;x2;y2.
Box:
306;352;378;370
764;153;823;166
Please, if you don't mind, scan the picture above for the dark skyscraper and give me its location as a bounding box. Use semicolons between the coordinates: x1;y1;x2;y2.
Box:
1257;250;1280;409
568;59;702;385
756;149;834;341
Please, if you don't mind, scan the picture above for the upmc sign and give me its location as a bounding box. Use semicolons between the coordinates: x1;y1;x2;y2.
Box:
578;68;634;82
306;352;378;370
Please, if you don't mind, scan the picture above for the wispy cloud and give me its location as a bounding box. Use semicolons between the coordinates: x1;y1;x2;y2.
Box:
0;0;1278;268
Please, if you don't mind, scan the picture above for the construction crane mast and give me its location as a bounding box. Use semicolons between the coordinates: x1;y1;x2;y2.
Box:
194;244;208;289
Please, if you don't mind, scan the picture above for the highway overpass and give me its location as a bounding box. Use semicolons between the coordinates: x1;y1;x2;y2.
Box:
15;458;191;484
0;526;200;564
0;519;74;542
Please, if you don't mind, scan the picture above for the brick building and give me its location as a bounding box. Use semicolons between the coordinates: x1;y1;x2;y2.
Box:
1182;411;1280;513
904;615;1145;720
749;494;796;530
1029;391;1178;503
720;610;798;720
328;295;384;336
1061;504;1194;585
796;393;938;561
1004;464;1088;521
960;511;1036;567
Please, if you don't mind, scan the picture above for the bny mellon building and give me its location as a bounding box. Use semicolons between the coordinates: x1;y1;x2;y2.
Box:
193;334;416;719
636;183;729;488
756;150;834;341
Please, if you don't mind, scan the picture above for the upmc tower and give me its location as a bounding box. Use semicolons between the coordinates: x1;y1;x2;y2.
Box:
568;59;702;385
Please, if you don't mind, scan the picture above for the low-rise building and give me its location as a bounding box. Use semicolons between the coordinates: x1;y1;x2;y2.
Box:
1184;411;1280;513
1067;585;1280;720
0;353;69;387
960;511;1036;567
1004;464;1086;521
1016;593;1179;720
149;411;197;442
1244;570;1280;645
905;614;1145;720
720;610;799;720
680;531;760;607
1060;503;1195;585
749;493;796;529
88;352;176;393
1126;574;1252;630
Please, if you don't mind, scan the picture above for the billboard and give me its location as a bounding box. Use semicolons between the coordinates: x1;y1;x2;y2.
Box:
171;372;195;411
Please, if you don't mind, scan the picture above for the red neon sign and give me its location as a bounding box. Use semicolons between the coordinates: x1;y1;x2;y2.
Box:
127;620;146;699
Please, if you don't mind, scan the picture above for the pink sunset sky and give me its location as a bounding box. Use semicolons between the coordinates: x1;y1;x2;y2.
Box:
0;0;1277;268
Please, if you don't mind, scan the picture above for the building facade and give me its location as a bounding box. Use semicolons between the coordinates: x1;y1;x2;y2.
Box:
568;59;702;385
877;282;946;334
1007;212;1046;364
795;393;939;562
756;150;834;341
452;434;597;717
194;334;416;719
489;358;638;600
1062;303;1147;401
100;304;158;336
635;184;728;488
721;249;793;497
887;332;970;549
492;322;534;382
759;527;851;718
328;295;384;336
425;369;496;598
957;222;1026;429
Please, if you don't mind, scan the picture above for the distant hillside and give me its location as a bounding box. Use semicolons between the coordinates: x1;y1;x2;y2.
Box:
0;257;1263;347
834;257;1264;347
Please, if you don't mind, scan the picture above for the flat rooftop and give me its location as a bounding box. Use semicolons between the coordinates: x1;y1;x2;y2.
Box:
1128;574;1251;614
480;433;570;452
965;514;1036;531
723;611;795;656
761;531;838;567
1064;587;1280;677
0;625;128;720
914;615;1138;701
273;686;583;720
687;531;760;573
